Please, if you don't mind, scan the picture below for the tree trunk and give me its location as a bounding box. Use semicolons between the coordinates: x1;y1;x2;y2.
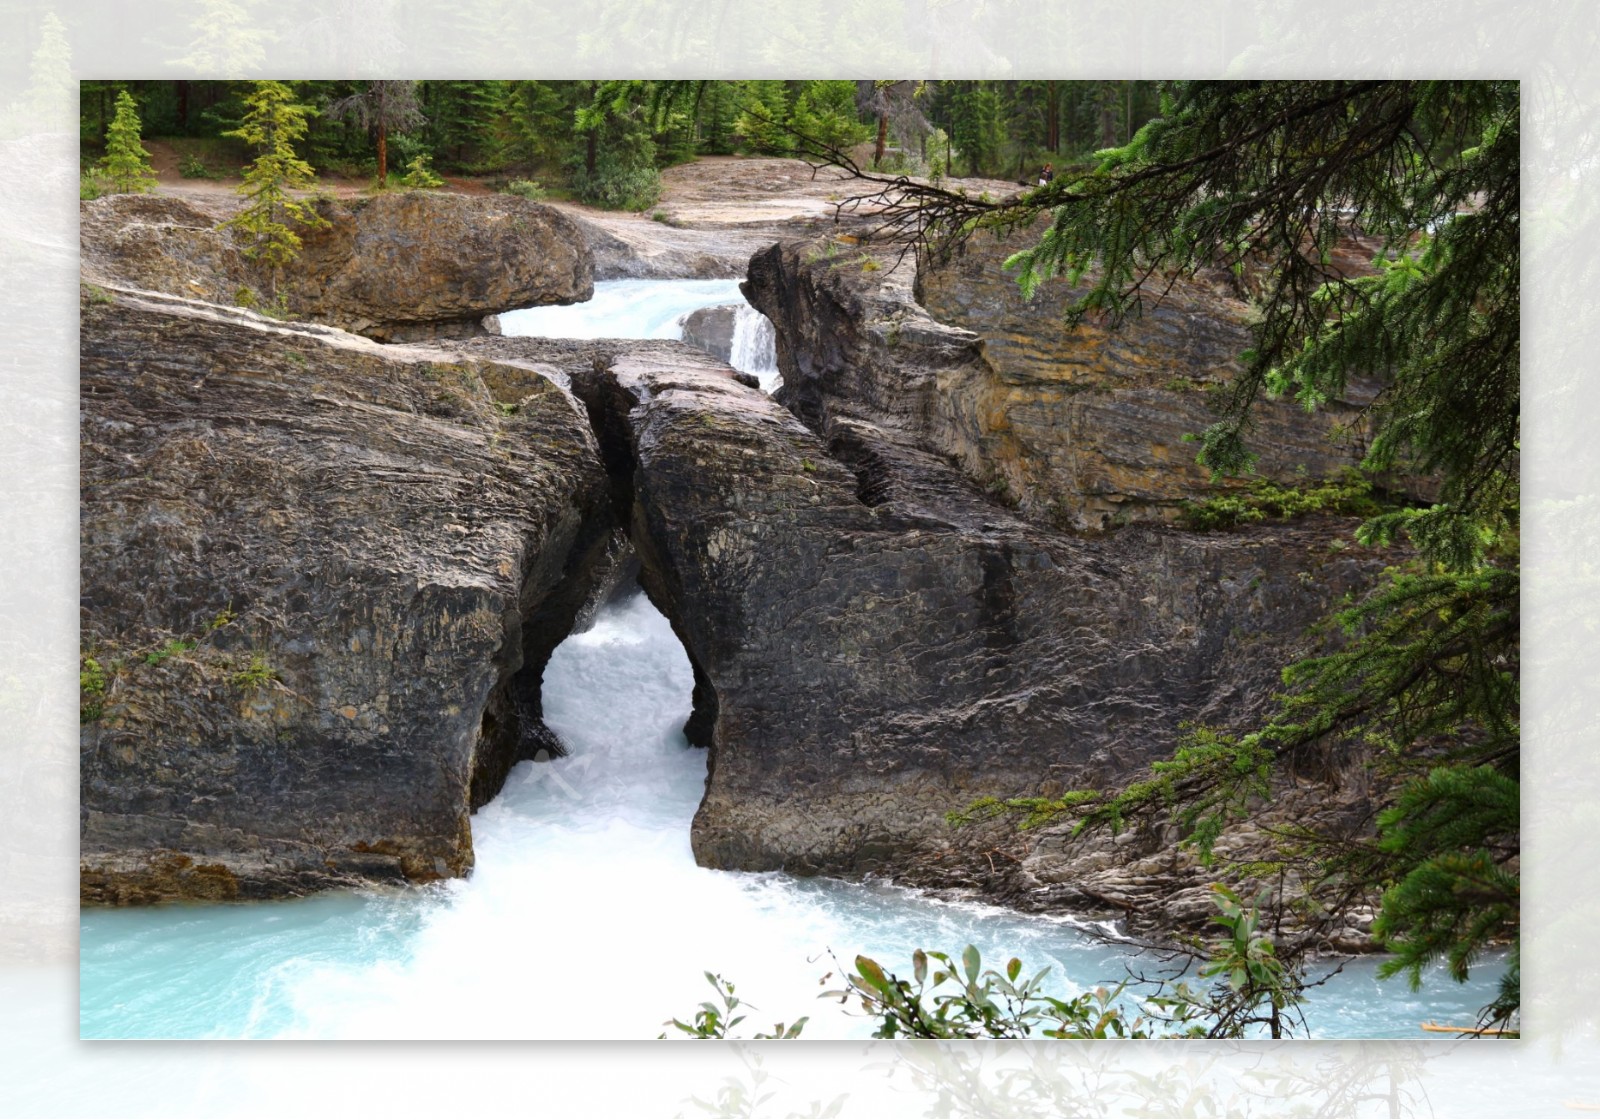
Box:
376;82;388;185
585;81;598;177
875;112;888;166
176;81;189;132
1045;81;1058;153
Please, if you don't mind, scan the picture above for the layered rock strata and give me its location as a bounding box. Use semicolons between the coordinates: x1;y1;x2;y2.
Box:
745;233;1401;532
79;285;614;902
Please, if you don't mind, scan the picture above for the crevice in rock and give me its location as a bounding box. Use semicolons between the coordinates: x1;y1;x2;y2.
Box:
564;353;723;754
468;501;624;811
823;421;897;507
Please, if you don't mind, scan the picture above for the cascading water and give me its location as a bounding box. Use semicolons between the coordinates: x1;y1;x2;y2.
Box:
728;301;780;391
78;279;1503;1040
499;278;780;392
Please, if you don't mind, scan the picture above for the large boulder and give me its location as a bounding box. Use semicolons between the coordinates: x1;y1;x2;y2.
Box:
679;303;738;362
79;284;615;903
80;191;593;343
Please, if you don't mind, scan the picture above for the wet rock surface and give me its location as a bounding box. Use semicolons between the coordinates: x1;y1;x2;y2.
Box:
457;338;1391;933
79;285;613;902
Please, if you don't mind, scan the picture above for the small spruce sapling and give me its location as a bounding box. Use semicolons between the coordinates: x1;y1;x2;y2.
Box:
98;90;157;194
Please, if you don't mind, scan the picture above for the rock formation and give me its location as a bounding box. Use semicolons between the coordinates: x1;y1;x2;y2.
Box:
80;191;592;343
456;335;1391;940
744;231;1406;532
679;303;738;362
79;284;614;902
79;176;1408;942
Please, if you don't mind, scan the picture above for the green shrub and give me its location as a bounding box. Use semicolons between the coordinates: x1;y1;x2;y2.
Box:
231;651;279;692
503;178;546;200
1178;468;1383;531
80;654;107;724
178;152;221;179
399;153;445;189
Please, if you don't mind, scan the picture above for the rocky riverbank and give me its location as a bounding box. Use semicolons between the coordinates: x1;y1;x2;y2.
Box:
81;166;1407;944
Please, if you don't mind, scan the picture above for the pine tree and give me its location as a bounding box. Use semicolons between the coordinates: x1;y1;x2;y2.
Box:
98;91;158;194
327;80;426;187
873;80;1521;1029
222;80;328;286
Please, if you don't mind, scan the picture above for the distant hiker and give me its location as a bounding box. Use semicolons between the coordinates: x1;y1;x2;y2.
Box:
1037;162;1054;187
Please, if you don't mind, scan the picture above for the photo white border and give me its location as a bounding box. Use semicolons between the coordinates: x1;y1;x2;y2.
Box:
2;1;1596;1114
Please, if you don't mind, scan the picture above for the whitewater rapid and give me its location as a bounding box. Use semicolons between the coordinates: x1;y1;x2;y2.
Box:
78;280;1501;1040
498;278;781;391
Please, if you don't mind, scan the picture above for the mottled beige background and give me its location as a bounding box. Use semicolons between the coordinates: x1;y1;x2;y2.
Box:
0;1;1593;1114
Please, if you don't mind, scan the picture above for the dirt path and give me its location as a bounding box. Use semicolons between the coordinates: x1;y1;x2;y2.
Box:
138;145;1023;278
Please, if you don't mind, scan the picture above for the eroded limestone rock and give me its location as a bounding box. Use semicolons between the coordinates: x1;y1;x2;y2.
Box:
547;342;1386;908
745;233;1405;531
79;285;613;902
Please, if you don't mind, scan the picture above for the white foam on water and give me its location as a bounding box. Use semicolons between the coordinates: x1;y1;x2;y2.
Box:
80;590;1503;1039
498;278;780;392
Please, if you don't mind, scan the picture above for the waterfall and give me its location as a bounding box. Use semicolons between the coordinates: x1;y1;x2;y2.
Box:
499;278;779;392
729;302;779;392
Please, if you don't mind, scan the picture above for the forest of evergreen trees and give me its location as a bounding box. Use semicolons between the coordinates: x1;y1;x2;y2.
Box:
79;79;1160;207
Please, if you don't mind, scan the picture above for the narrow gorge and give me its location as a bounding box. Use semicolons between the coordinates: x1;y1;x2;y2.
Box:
78;163;1490;1037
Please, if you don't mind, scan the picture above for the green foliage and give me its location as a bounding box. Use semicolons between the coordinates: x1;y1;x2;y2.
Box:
144;638;196;667
1198;885;1302;1038
1372;768;1519;1000
79;654;107;724
326;81;426;185
661;973;807;1040
668;917;1306;1041
570;82;662;210
786;81;871;154
502;178;546;201
222;81;329;278
1178;468;1385;530
399;153;445;189
178;151;222;179
80;170;108;200
98;91;157;194
733;80;794;154
231;651;279;692
831;944;1182;1039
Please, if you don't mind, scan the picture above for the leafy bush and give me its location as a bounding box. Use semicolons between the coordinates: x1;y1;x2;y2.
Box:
660;973;808;1040
80;654;107;724
503;178;547;200
178;152;221;179
665;892;1310;1041
79;170;107;199
567;99;662;211
231;651;279;692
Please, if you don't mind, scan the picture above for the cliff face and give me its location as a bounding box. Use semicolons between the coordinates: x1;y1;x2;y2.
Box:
746;234;1394;531
529;340;1386;907
80;192;592;343
79;286;614;902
